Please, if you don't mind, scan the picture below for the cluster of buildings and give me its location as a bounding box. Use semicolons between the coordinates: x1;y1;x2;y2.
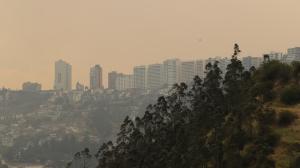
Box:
263;47;300;63
107;55;265;91
52;60;104;92
108;59;203;91
21;47;300;92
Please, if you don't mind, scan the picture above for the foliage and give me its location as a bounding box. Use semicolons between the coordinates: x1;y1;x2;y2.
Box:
291;61;300;81
251;81;275;102
256;60;292;83
250;61;292;102
3;134;96;166
67;148;97;168
277;111;298;127
67;44;280;168
251;61;300;103
280;85;300;105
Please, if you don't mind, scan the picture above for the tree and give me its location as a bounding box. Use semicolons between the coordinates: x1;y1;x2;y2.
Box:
280;85;300;105
68;148;94;168
72;44;280;168
291;61;300;82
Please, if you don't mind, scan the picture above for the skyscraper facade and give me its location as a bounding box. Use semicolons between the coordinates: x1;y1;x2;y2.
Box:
90;65;103;90
205;57;220;67
133;65;147;89
54;60;72;91
180;61;195;84
163;59;181;87
205;57;230;77
267;52;284;61
195;60;204;79
147;64;164;90
115;74;134;91
286;47;300;63
218;57;230;75
242;56;263;70
108;71;118;90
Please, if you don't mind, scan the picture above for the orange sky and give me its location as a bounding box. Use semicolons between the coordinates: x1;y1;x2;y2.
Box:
0;0;300;89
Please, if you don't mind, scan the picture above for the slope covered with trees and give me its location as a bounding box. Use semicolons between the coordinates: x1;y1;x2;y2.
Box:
68;44;300;168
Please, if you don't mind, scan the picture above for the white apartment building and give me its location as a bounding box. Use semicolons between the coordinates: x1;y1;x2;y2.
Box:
116;74;134;91
268;52;284;61
286;47;300;63
90;65;103;90
242;56;263;70
180;61;196;84
133;65;147;89
54;60;72;91
195;60;204;79
218;57;230;75
147;64;164;90
163;59;181;87
205;57;230;76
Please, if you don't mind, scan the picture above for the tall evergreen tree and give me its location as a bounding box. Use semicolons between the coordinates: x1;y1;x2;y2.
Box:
69;44;279;168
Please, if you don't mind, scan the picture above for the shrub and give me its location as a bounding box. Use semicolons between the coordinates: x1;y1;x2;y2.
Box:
290;156;300;168
291;61;300;81
280;85;300;105
251;81;275;102
277;111;298;127
258;61;292;83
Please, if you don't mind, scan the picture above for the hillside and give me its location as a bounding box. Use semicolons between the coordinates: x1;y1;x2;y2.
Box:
66;49;300;168
0;89;161;167
271;103;300;167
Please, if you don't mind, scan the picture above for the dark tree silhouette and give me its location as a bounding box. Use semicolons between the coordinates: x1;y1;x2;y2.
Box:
68;44;280;168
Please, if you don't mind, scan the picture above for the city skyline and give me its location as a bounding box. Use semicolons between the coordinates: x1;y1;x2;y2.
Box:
1;48;299;90
18;49;293;91
1;1;300;89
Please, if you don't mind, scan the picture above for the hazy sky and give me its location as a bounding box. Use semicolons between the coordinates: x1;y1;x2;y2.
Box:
1;0;300;89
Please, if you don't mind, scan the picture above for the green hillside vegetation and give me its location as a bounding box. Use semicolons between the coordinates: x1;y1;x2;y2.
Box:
68;45;300;168
251;58;300;167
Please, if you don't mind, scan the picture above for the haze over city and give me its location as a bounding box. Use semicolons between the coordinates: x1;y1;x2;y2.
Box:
1;0;300;89
3;1;300;168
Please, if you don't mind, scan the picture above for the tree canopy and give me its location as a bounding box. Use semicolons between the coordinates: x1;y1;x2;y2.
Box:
68;44;281;168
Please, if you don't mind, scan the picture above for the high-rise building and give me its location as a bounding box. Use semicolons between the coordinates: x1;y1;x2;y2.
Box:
108;71;118;90
163;59;181;87
133;65;147;89
205;57;229;76
242;56;252;70
218;57;230;75
205;57;220;67
22;82;42;92
195;60;204;79
242;56;263;70
54;60;72;91
180;61;195;84
267;52;284;61
286;47;300;63
90;65;103;90
147;64;164;90
115;74;134;91
251;57;263;69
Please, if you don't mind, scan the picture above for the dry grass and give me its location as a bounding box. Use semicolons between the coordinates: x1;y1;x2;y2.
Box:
270;103;300;167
